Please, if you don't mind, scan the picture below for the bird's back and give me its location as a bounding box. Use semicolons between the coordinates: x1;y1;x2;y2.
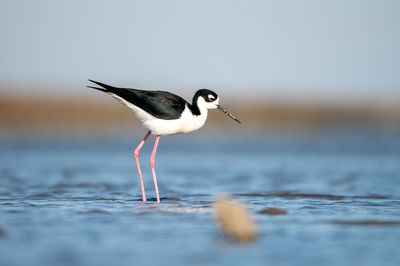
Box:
88;80;188;120
114;88;188;120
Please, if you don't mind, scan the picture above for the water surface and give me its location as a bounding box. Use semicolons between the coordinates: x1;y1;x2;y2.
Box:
1;131;399;266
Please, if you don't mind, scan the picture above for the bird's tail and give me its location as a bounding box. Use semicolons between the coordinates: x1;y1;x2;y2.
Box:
87;79;117;92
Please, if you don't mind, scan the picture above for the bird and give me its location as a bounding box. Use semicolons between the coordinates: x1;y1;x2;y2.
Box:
87;79;241;205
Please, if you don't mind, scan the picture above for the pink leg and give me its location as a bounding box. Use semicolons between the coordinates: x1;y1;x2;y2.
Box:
134;130;151;203
150;135;161;204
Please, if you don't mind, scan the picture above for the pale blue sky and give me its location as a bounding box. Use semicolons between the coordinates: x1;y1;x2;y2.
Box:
0;0;399;100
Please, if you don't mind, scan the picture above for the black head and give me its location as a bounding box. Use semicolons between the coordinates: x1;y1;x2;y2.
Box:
192;89;241;123
193;89;219;105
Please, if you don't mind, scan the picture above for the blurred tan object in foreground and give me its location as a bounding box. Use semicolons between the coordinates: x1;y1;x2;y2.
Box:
215;197;257;243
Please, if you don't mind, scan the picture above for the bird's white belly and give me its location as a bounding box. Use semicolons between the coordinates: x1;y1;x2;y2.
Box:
144;107;207;135
108;93;207;135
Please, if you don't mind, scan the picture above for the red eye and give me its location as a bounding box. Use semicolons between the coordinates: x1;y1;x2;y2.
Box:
208;97;214;101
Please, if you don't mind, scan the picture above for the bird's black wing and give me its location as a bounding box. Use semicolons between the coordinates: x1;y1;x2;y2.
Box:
88;80;188;120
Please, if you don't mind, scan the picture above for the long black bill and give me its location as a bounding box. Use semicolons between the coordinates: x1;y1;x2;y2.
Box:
217;105;241;124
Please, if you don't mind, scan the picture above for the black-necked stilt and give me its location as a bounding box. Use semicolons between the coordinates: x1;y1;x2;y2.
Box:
87;79;241;204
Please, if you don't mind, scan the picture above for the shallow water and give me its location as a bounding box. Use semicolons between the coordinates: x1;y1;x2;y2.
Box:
1;131;400;266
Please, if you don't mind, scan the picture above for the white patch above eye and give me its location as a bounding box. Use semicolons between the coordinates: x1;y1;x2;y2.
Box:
208;94;215;101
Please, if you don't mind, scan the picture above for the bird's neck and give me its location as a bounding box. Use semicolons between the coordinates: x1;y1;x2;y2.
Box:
188;103;202;116
189;97;208;117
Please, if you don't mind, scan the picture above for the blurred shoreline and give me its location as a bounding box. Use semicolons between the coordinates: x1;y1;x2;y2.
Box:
1;92;400;137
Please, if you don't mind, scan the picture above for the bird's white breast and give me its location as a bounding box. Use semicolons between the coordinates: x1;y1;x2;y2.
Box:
149;105;208;135
108;93;208;135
